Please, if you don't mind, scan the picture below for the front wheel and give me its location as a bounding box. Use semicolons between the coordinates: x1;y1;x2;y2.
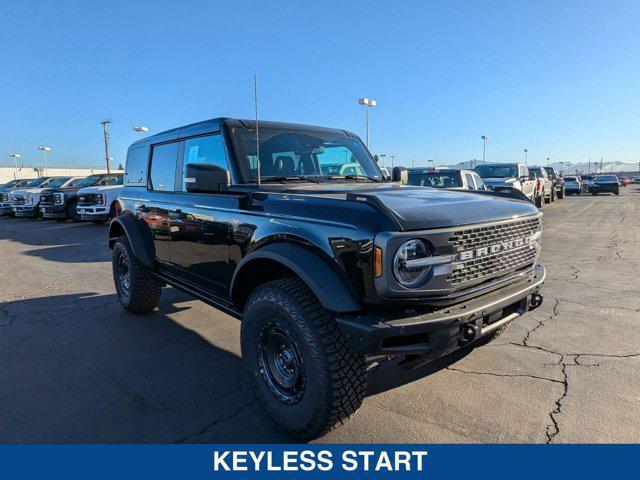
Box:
535;194;543;208
112;236;162;313
67;201;81;222
241;277;366;440
557;187;565;199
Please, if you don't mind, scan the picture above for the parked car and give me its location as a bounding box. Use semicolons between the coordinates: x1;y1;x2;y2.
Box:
76;174;124;223
618;177;632;187
474;163;537;203
591;175;620;195
544;167;565;200
9;177;77;218
563;176;582;195
108;117;546;440
634;177;640;184
40;173;123;222
581;175;596;192
0;179;34;216
528;166;554;206
407;168;487;191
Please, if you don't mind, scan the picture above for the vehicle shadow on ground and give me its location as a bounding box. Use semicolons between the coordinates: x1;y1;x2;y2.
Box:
0;289;289;443
0;217;110;263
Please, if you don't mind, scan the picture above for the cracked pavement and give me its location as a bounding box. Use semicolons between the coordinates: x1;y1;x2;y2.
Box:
0;187;639;443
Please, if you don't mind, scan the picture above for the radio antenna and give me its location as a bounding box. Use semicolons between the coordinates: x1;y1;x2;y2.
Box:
254;73;261;186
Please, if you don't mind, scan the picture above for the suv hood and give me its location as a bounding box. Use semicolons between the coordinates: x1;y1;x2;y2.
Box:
11;188;47;195
266;183;539;231
77;185;123;194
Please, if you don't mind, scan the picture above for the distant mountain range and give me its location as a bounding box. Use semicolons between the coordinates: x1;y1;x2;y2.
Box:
445;160;640;174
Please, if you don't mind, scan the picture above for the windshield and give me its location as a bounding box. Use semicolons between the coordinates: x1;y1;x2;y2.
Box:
474;165;517;178
0;180;19;189
74;175;103;187
230;126;382;182
407;171;462;188
43;177;71;189
596;175;617;182
24;177;50;188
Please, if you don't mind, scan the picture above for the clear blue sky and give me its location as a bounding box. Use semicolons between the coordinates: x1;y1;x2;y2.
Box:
1;0;639;169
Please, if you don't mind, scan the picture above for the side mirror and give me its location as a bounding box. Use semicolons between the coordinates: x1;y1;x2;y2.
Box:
185;163;230;193
528;172;537;181
392;166;408;185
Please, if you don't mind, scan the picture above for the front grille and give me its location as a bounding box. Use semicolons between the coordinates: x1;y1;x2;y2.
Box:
449;244;537;285
448;216;541;285
40;194;55;205
448;217;541;251
77;194;96;206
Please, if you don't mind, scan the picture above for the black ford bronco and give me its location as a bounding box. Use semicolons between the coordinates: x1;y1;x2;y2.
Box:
109;118;545;439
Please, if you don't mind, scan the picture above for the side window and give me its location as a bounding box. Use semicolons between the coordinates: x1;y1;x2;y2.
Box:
100;175;121;186
464;173;476;190
474;175;486;190
149;142;180;191
181;135;228;191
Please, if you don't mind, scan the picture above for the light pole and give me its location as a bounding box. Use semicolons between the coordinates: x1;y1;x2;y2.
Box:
546;156;550;167
378;154;387;168
9;153;21;179
428;159;435;169
524;148;528;166
390;155;396;168
133;125;149;139
358;97;377;148
37;146;51;175
481;135;489;163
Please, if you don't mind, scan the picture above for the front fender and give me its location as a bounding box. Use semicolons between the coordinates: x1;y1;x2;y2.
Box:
230;242;362;313
108;213;155;267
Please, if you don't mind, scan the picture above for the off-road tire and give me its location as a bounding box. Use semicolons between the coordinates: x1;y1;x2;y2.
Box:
592;191;598;196
557;187;565;199
544;191;551;204
112;236;162;313
615;191;620;195
535;194;543;208
551;188;556;202
241;277;367;440
67;201;81;223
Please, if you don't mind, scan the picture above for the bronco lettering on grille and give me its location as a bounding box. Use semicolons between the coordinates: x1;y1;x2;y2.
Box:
458;232;540;261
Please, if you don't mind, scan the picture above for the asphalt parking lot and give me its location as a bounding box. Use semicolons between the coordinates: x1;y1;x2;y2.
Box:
1;188;639;443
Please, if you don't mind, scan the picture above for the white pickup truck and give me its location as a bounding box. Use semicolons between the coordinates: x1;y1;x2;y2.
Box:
76;175;123;223
474;163;538;205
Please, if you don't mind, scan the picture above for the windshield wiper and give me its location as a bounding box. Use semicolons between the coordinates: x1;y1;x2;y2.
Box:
325;174;380;183
250;176;322;184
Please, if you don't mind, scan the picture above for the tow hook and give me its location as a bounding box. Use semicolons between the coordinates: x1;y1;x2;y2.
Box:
529;293;543;310
458;323;478;346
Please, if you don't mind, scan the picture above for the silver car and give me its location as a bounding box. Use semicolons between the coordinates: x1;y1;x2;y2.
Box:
563;175;582;195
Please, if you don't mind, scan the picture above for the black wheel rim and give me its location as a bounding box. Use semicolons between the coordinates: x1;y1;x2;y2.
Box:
257;322;305;404
117;250;131;297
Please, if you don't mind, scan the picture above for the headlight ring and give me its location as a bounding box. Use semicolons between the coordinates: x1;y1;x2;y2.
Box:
392;239;434;288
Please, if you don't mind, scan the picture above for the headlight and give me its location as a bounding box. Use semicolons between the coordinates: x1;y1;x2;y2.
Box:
1;194;7;202
54;193;64;205
94;194;105;205
393;239;433;288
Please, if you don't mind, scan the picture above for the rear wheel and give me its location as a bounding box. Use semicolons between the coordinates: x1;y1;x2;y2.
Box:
241;277;366;440
535;194;543;208
112;236;162;313
557;187;565;199
544;190;551;204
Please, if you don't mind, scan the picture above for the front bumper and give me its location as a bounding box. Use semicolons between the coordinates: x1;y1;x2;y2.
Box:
336;264;546;356
40;205;66;218
77;206;109;221
13;206;37;217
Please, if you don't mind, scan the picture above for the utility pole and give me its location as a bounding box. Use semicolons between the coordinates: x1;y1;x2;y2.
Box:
391;155;396;168
588;157;591;174
358;98;377;148
524;148;528;166
100;119;113;173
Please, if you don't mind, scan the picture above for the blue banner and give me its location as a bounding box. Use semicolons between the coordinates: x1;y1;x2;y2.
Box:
0;444;637;479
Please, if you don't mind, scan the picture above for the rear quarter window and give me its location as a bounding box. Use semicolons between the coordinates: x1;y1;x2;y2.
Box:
124;146;149;186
